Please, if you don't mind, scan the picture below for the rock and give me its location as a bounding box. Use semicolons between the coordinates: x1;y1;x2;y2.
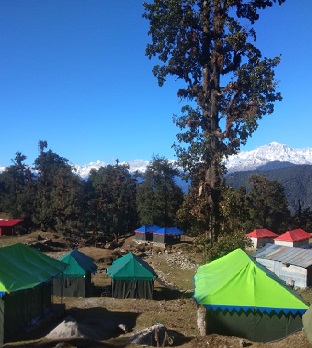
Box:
130;324;176;346
118;323;128;334
53;343;77;348
239;338;248;347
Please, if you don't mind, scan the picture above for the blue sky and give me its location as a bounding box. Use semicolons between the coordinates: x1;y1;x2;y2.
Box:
0;1;311;167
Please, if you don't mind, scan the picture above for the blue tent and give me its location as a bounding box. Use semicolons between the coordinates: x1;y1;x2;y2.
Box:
134;225;161;241
135;225;161;233
153;227;184;244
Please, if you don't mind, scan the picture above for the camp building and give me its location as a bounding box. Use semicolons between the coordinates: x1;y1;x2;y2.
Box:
0;219;23;236
253;243;312;288
274;228;311;247
246;228;278;249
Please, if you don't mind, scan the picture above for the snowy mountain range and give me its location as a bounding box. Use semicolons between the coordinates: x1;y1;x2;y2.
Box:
2;142;312;178
73;142;312;178
72;159;152;179
224;142;312;173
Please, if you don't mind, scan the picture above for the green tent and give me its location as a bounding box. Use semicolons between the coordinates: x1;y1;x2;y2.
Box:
53;248;97;297
194;248;309;343
0;243;66;345
107;252;157;299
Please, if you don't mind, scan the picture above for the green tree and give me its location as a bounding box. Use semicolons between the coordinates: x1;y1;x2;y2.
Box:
292;202;312;232
144;0;284;245
50;165;85;235
220;186;250;233
185;185;251;261
87;163;137;241
0;152;36;229
246;174;291;233
136;156;184;226
33;140;76;231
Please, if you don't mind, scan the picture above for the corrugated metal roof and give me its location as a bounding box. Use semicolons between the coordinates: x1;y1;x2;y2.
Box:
253;243;312;268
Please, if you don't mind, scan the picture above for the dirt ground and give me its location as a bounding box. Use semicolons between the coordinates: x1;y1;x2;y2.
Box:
1;231;312;348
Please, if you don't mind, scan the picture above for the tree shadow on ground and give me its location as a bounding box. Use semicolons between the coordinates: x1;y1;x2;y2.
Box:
4;307;140;348
4;338;117;348
154;286;193;300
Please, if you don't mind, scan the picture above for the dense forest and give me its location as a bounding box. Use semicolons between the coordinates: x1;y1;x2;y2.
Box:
0;142;184;243
226;164;312;214
1;142;312;261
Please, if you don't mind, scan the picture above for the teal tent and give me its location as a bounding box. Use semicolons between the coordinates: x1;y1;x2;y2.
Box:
53;248;97;297
107;252;157;299
0;243;66;345
194;248;308;342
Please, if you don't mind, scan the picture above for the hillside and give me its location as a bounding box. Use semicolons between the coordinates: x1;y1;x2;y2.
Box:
1;231;312;348
225;164;312;213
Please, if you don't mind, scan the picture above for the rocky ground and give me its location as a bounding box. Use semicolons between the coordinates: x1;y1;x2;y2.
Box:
1;231;312;348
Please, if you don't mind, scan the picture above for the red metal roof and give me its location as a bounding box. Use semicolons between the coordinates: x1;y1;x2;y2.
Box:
246;228;278;238
0;219;23;227
274;228;311;242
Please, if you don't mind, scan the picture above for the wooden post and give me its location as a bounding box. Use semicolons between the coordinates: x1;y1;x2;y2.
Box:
197;305;206;336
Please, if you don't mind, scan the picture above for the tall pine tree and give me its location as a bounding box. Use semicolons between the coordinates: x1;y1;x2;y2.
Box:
136;156;184;227
144;0;284;245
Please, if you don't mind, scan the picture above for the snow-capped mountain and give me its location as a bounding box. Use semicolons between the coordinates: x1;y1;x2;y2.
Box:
72;159;151;179
72;142;312;178
224;142;312;173
2;142;312;178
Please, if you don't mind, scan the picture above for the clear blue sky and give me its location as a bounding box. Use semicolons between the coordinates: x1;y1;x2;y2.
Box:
0;1;311;167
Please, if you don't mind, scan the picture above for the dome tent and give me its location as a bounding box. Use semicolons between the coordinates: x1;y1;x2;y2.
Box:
107;252;157;299
194;248;308;343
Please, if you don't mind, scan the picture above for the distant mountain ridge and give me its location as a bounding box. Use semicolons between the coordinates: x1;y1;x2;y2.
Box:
72;142;312;178
72;159;151;179
224;142;312;173
2;142;312;178
2;142;312;211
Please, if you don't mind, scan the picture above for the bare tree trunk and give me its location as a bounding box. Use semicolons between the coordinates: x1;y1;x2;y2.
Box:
200;0;224;245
